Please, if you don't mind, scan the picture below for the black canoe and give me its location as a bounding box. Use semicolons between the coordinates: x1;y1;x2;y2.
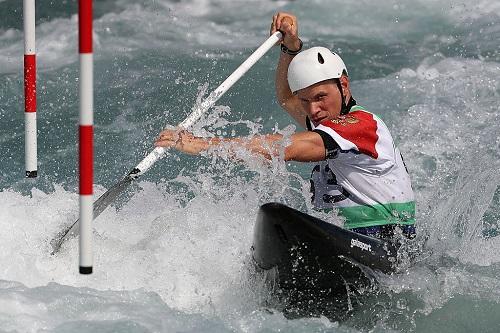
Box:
251;203;400;297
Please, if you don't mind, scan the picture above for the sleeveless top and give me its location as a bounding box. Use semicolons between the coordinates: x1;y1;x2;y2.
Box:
307;105;415;229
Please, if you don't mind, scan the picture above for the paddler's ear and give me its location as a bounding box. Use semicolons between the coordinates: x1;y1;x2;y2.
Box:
339;75;350;96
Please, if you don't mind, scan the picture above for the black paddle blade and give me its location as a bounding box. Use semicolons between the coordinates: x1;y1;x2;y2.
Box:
50;172;137;255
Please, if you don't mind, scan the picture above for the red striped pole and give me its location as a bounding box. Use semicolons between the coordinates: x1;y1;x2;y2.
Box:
23;0;37;178
79;0;93;275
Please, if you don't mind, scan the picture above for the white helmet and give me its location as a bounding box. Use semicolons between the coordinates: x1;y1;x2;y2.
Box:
287;47;348;93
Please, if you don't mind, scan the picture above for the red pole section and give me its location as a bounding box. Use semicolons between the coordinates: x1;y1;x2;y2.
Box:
79;0;93;275
23;0;37;178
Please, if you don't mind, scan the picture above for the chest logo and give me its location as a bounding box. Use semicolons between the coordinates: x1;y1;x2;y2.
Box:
330;115;359;126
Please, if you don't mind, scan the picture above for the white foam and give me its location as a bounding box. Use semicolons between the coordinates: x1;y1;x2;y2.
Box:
1;0;499;329
354;55;500;314
0;149;317;314
2;0;498;75
0;0;285;74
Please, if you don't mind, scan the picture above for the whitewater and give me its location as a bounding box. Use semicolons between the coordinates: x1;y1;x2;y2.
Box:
0;0;499;331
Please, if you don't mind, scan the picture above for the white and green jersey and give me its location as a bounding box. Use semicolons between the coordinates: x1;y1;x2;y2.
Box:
308;105;415;229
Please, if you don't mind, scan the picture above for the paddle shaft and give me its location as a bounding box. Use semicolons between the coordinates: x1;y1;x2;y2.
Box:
133;31;283;177
50;31;283;254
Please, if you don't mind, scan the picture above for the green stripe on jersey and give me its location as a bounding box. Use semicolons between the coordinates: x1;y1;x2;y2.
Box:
339;201;416;229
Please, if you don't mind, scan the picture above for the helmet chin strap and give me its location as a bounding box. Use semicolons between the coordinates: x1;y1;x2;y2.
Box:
336;80;356;115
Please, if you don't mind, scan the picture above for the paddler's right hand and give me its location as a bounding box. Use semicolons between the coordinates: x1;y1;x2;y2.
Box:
155;128;209;155
270;12;301;52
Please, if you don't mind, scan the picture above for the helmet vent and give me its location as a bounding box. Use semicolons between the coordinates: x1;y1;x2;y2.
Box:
317;52;325;64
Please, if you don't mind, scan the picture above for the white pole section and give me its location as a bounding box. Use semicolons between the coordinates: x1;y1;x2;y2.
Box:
23;0;37;178
79;0;93;275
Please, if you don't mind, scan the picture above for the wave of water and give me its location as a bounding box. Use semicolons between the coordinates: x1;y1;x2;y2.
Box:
1;0;499;331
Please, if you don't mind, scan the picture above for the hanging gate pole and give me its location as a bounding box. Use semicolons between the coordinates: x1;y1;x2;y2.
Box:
23;0;37;178
78;0;93;275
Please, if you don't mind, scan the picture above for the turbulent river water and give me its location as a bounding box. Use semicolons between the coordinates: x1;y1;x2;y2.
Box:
0;0;499;332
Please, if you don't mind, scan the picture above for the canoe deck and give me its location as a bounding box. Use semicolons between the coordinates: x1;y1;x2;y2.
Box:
251;202;402;318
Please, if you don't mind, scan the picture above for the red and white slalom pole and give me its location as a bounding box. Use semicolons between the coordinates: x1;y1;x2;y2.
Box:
79;0;93;275
23;0;37;178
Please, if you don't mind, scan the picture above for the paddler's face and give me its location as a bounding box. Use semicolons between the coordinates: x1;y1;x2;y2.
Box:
297;78;348;126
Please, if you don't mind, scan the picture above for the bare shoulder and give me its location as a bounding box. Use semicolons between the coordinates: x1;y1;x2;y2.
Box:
291;130;322;141
285;131;326;162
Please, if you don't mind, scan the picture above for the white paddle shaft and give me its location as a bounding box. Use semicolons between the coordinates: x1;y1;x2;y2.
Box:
134;31;283;176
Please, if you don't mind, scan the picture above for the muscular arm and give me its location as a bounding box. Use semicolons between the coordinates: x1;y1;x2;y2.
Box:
271;12;306;128
275;53;306;127
155;129;326;162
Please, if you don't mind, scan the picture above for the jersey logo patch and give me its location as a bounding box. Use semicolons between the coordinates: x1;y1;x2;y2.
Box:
329;115;359;126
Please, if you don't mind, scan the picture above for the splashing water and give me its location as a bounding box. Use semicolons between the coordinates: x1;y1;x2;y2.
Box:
1;0;500;331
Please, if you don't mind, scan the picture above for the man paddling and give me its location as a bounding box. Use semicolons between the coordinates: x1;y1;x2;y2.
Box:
155;12;416;240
